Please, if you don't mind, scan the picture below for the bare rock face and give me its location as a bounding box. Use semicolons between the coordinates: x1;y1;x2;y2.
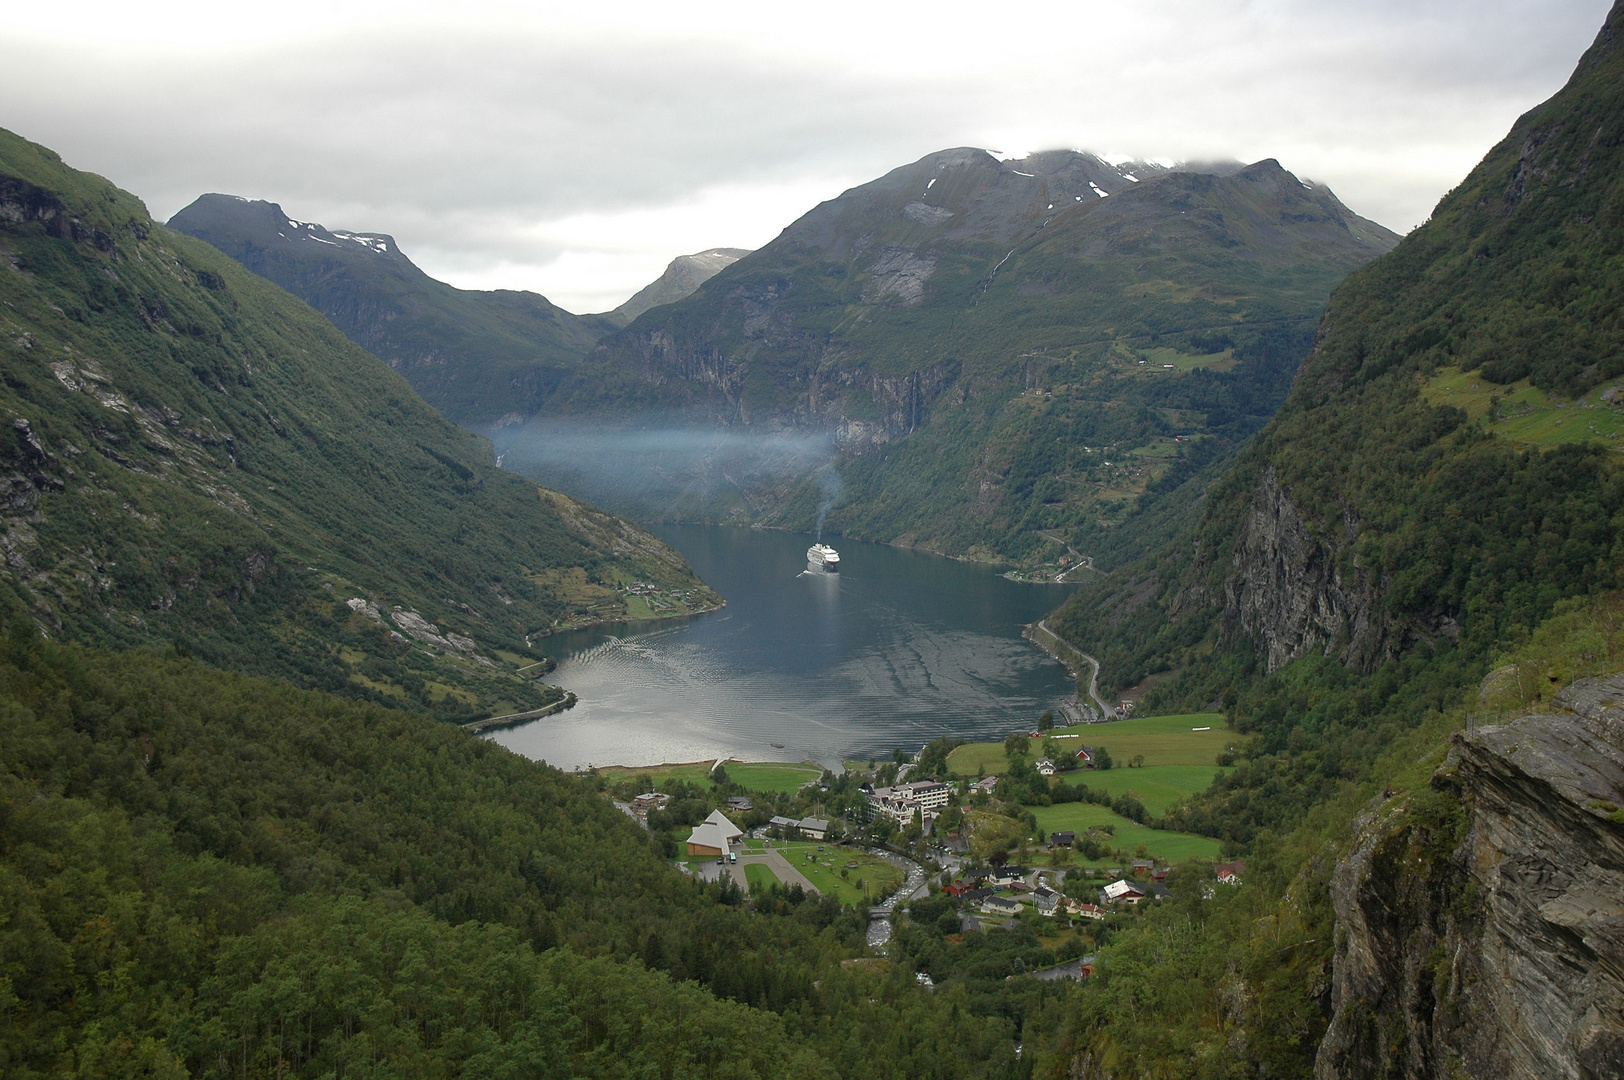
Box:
1316;675;1624;1079
1223;464;1388;672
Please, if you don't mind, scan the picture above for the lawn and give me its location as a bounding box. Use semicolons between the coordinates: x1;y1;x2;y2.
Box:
777;842;903;905
1029;803;1223;865
725;762;824;793
743;863;781;894
593;759;822;794
1139;345;1237;372
946;713;1234;776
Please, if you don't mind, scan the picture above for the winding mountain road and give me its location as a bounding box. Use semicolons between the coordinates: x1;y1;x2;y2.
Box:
1036;620;1114;719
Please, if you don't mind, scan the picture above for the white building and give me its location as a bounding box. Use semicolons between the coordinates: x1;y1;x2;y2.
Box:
797;817;830;840
865;788;919;825
895;780;951;809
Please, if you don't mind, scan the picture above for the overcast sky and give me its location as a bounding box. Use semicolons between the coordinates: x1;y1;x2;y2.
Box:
1;0;1613;313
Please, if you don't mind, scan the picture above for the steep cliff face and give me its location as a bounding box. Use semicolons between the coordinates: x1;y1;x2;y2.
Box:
1220;463;1471;673
1223;464;1384;672
1317;674;1624;1080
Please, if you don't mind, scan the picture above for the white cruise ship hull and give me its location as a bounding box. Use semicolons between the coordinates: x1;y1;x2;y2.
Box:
807;544;840;573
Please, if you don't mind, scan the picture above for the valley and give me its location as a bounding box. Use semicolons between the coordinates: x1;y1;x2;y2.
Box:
4;2;1624;1077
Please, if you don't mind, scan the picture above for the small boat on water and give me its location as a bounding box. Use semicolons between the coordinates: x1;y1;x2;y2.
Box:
807;543;840;573
771;742;786;749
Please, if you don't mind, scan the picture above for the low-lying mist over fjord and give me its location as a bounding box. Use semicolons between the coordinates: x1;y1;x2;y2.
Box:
489;416;844;529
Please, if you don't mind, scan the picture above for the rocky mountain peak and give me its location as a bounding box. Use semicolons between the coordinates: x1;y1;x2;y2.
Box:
610;246;751;323
170;194;404;263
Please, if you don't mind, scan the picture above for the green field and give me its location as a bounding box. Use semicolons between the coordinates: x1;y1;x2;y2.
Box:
727;762;825;792
743;863;781;894
1139;345;1237;372
594;759;823;794
1422;366;1624;449
1029;803;1223;865
946;713;1234;776
1071;765;1232;816
776;842;902;905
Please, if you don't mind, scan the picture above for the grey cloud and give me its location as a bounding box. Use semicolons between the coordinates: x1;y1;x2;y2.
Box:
0;0;1612;303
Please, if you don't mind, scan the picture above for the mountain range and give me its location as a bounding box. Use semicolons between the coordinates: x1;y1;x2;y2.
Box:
527;148;1399;566
179;148;1400;571
167;196;747;426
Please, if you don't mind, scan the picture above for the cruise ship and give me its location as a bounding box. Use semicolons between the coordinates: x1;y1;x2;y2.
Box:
807;543;840;573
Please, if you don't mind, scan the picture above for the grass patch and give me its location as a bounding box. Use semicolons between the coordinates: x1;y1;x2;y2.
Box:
743;863;781;894
1069;764;1232;816
1139;345;1237;372
1029;803;1222;865
724;762;824;793
946;713;1233;776
777;843;902;905
1422;366;1624;448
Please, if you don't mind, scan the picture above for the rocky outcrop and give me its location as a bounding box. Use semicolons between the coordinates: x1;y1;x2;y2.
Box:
1223;464;1389;672
1220;463;1469;672
1316;674;1624;1080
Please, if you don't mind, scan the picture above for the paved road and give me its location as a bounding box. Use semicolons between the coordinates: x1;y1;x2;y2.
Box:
1037;619;1114;719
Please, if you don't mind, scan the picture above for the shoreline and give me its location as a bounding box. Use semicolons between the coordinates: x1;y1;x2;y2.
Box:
581;757;827;777
536;596;726;639
463;691;578;734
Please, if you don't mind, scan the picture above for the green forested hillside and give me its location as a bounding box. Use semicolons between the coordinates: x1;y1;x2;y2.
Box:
0;130;716;720
1050;0;1624;804
168;194;619;425
516;153;1397;568
0;633;1032;1078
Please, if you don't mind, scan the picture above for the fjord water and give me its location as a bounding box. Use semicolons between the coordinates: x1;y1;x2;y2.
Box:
489;525;1077;770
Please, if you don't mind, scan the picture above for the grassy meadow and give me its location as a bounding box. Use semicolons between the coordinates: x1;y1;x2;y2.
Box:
946;713;1234;775
1029;803;1224;865
764;841;903;904
1422;366;1624;448
743;863;782;894
1070;765;1234;817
